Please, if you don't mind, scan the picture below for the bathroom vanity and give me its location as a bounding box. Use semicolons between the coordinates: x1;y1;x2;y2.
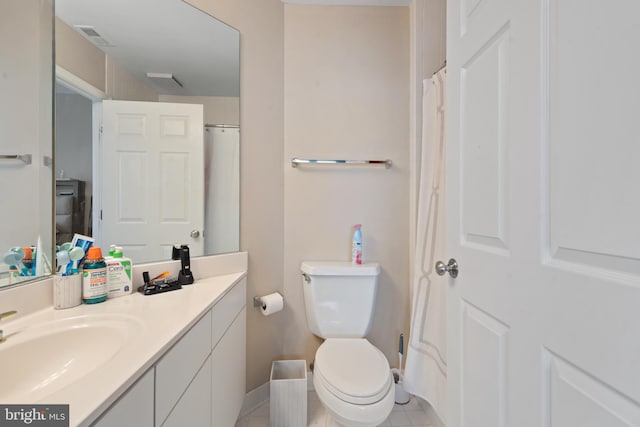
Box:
93;276;246;427
0;253;247;427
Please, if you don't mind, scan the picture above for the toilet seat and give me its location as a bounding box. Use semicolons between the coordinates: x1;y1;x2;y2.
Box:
314;338;392;405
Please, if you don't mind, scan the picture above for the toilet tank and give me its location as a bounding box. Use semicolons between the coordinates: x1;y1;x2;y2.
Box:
301;261;380;339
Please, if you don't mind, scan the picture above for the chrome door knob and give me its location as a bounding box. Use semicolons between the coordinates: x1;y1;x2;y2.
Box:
435;258;458;278
190;230;200;238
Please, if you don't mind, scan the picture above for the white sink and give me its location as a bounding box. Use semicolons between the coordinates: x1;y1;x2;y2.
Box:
0;314;143;403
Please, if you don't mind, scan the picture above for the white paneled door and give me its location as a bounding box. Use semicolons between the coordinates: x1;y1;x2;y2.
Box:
99;100;204;263
446;0;640;426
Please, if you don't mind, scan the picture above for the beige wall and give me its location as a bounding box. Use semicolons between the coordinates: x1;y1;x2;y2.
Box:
185;1;411;391
409;0;446;275
185;0;285;392
55;19;157;101
283;5;410;367
105;56;158;102
159;95;240;125
55;17;105;92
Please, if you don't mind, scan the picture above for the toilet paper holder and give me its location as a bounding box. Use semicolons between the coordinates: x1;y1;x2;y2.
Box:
253;292;284;316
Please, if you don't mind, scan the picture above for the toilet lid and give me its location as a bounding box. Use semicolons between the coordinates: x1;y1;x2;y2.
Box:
314;338;392;405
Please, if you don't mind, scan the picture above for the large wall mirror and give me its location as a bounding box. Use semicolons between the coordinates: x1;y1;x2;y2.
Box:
55;0;240;264
0;0;54;288
0;0;238;290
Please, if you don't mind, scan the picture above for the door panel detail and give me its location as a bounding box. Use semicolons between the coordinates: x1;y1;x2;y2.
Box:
460;27;510;254
543;350;640;427
116;114;146;136
462;0;483;26
118;152;147;222
160;153;189;222
160;115;189;137
461;301;509;427
544;0;640;281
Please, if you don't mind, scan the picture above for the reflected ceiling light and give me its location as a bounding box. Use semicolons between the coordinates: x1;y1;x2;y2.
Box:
146;73;184;90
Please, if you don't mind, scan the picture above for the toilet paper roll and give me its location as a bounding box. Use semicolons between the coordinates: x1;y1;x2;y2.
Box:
260;292;284;316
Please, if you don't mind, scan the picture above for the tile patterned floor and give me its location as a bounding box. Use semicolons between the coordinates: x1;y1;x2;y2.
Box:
235;391;445;427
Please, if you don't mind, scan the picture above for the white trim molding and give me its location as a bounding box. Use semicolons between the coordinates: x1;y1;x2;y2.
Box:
55;66;108;101
281;0;410;6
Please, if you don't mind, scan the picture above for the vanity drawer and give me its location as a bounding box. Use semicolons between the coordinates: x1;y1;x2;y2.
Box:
211;278;246;348
93;368;154;427
162;353;212;427
155;310;212;426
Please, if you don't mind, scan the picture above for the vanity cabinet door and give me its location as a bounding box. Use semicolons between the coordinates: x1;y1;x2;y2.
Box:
211;278;246;347
162;353;212;427
92;368;154;427
155;310;213;426
211;306;246;427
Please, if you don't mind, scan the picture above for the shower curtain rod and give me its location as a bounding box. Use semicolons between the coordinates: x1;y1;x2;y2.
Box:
433;60;447;76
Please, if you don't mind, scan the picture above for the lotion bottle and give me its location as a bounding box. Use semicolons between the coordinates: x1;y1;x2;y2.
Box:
106;246;133;298
352;224;362;265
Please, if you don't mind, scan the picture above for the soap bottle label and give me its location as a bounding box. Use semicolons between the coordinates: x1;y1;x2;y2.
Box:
352;242;362;264
82;267;107;300
351;224;363;265
107;259;133;297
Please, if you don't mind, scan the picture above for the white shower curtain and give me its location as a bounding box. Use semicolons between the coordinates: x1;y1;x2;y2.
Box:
404;69;447;423
204;126;240;255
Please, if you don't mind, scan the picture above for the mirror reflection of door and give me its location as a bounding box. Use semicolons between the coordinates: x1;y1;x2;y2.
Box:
99;100;204;263
55;88;240;264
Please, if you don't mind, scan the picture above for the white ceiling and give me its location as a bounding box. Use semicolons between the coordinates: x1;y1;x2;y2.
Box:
56;0;240;97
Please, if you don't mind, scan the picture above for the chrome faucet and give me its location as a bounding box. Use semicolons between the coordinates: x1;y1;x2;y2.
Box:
0;310;17;342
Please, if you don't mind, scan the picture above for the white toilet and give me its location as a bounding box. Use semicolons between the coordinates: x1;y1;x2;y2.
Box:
301;261;395;427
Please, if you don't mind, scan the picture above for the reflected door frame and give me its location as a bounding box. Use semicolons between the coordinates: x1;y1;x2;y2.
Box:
55;65;107;245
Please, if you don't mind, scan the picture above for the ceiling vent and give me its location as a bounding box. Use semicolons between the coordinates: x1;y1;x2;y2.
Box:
146;73;184;91
74;25;114;47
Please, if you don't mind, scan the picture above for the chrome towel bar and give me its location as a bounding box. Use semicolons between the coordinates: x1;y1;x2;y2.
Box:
291;157;391;169
0;154;32;165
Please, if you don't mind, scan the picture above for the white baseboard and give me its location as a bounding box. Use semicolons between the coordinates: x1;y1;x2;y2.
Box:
239;371;315;418
238;381;270;418
416;396;446;427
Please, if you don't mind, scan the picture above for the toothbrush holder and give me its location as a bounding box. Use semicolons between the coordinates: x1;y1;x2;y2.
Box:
53;274;82;309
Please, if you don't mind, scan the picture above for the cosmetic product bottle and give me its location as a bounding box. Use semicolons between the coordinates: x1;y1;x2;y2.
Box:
352;224;362;265
106;246;133;298
82;246;107;304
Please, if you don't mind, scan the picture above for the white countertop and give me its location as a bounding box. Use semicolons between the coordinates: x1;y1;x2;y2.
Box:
1;271;246;426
